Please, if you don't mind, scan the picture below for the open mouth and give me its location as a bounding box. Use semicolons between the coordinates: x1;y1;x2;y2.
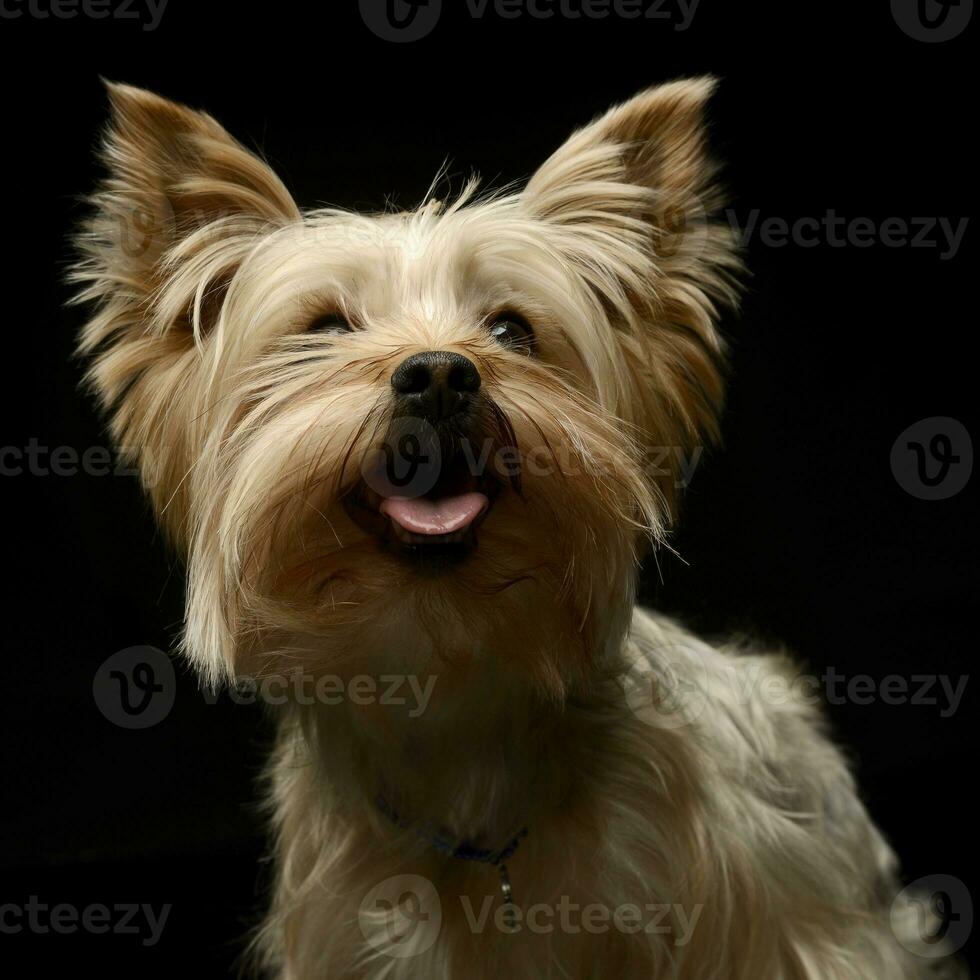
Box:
343;450;503;566
379;491;490;546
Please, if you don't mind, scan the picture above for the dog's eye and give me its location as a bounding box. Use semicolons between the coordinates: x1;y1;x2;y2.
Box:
307;313;351;334
488;314;535;353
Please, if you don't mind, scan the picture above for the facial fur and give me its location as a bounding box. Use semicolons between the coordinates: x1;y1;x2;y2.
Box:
72;79;739;697
69;82;968;980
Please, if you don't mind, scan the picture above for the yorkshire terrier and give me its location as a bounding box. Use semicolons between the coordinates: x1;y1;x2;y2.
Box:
72;78;962;978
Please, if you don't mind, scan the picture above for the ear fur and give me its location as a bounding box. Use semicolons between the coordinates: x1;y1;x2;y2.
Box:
523;77;740;515
71;83;300;538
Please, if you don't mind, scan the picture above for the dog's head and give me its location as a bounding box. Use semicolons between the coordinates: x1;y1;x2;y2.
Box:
73;80;738;696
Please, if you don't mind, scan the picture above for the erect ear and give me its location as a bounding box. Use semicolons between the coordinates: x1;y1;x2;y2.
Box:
72;83;300;539
523;78;740;515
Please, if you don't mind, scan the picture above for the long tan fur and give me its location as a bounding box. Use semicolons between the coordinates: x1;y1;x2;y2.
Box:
72;80;962;979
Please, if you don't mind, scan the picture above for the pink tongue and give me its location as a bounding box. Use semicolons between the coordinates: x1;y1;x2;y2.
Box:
380;492;489;535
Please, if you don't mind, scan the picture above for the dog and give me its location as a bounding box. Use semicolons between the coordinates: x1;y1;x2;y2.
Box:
71;78;964;978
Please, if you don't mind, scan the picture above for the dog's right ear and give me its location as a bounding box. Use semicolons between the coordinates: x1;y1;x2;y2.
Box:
72;83;299;538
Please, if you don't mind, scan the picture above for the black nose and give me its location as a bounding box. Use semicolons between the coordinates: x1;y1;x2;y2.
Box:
390;351;481;421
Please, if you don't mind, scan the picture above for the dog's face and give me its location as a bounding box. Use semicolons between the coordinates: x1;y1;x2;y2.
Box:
74;80;737;695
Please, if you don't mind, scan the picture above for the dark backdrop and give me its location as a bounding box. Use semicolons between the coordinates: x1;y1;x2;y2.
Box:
2;1;975;974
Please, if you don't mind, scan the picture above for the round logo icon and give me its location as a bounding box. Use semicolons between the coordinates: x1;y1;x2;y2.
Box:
359;0;442;42
116;192;177;262
621;638;709;730
651;192;710;263
890;417;972;500
891;874;973;957
891;0;973;42
92;645;176;730
358;874;442;959
360;416;443;500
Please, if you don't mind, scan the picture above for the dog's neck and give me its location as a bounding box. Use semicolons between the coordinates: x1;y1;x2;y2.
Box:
301;642;622;849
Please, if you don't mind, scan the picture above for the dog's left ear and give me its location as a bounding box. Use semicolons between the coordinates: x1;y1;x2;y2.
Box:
523;77;740;512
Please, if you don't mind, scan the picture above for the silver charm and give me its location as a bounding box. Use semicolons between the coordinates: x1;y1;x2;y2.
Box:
498;862;517;930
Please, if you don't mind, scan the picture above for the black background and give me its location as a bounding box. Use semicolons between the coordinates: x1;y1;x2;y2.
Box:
2;1;975;974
